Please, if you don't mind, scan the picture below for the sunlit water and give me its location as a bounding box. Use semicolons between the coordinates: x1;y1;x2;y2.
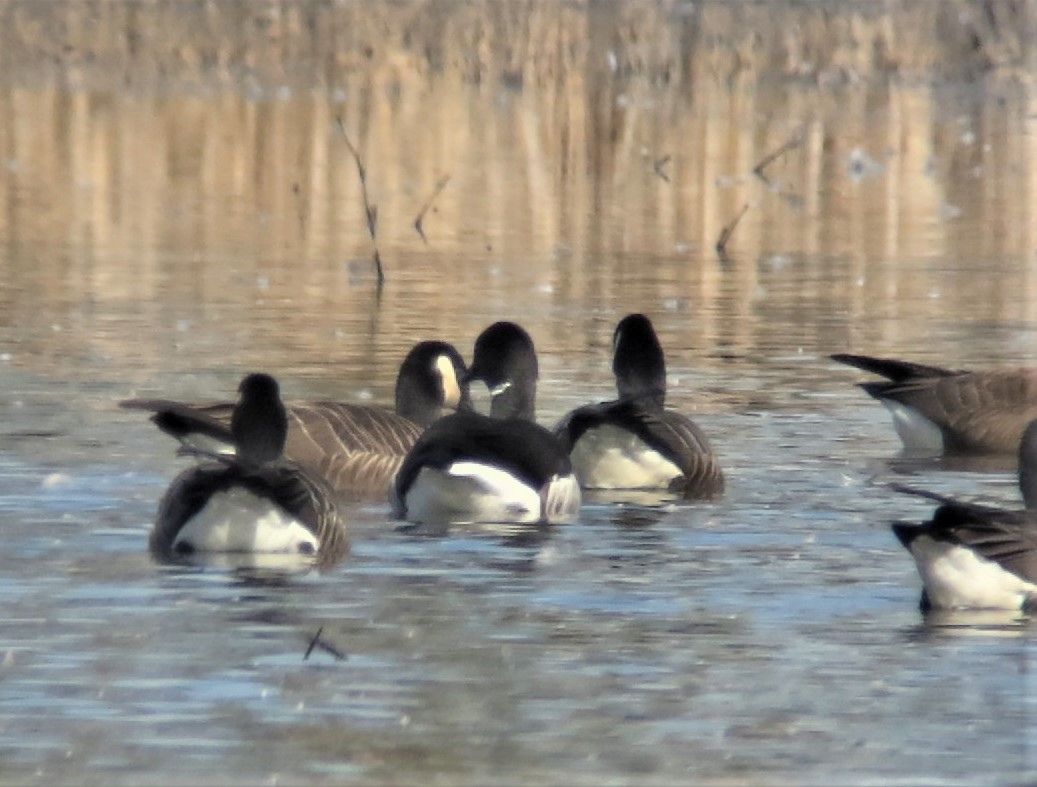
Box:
2;2;1037;784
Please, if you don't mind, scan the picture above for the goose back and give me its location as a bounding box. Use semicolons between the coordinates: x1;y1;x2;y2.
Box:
122;341;469;501
393;323;581;525
890;420;1037;610
150;373;348;571
832;353;1037;454
555;313;724;499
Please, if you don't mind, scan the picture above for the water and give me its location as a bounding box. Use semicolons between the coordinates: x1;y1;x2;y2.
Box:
1;2;1037;784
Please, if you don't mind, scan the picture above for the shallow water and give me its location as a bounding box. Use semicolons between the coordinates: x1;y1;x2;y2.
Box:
2;2;1037;784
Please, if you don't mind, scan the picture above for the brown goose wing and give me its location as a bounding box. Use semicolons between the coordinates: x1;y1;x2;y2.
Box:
283;404;420;501
562;401;724;500
123;398;423;500
928;505;1037;582
887;370;1037;453
830;354;958;381
639;408;725;500
121;399;236;451
287;403;422;456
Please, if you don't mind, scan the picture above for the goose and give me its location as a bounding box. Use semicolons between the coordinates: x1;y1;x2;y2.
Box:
891;419;1037;611
150;373;348;571
390;322;581;525
121;341;470;501
831;353;1037;455
554;314;724;499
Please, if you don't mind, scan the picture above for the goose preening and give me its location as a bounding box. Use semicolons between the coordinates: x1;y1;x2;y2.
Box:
891;419;1037;611
391;322;581;525
831;353;1037;455
121;341;470;501
554;314;724;499
150;373;348;571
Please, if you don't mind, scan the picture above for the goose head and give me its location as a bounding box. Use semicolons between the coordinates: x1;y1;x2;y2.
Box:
466;322;539;421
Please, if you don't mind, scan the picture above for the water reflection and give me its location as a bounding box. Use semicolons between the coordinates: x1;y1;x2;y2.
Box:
154;550;341;578
1;1;1037;784
0;5;1036;392
915;608;1036;638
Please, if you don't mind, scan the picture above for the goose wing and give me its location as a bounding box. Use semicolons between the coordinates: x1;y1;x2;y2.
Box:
556;400;723;498
831;356;1037;453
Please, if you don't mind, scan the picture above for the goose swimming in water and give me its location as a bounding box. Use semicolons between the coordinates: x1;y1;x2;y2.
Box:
891;419;1037;611
831;353;1037;455
554;314;724;499
150;372;348;571
122;340;470;501
391;322;581;525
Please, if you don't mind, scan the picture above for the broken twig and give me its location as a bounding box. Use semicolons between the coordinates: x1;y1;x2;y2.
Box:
292;182;306;233
715;203;749;256
304;626;346;661
752;135;803;181
335;117;385;287
413;175;451;243
652;155;671;183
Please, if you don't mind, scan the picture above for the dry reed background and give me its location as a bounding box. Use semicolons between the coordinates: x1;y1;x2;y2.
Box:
0;0;1034;390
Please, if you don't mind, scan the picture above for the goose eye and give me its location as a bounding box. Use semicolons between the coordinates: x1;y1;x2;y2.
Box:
174;541;196;555
297;542;316;556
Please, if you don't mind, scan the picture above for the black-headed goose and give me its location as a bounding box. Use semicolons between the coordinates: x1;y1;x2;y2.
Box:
390;322;581;525
150;373;348;571
831;353;1037;455
554;314;724;499
122;341;470;501
891;419;1037;611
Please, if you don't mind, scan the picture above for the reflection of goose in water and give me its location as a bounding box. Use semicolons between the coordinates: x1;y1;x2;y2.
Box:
122;341;470;501
891;420;1037;611
832;353;1037;455
391;322;581;526
149;373;348;572
554;314;723;500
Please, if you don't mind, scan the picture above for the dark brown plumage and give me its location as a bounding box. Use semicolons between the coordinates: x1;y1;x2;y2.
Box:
554;314;723;500
150;373;348;572
122;341;469;501
832;353;1037;455
891;419;1037;610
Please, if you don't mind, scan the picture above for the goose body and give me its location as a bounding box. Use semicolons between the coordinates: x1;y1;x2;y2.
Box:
554;314;724;499
122;341;470;500
391;322;581;525
891;420;1037;611
831;353;1037;454
150;373;348;571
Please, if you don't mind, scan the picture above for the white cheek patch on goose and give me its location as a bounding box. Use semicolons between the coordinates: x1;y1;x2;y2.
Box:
489;381;512;399
436;354;462;410
909;535;1037;610
172;487;319;557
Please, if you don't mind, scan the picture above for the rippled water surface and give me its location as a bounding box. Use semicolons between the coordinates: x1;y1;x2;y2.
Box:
2;1;1037;784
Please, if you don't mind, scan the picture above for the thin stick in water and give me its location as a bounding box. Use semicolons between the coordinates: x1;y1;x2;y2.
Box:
413;175;451;244
304;626;346;661
652;155;671;183
752;135;802;181
335;117;385;286
292;182;306;233
715;203;749;256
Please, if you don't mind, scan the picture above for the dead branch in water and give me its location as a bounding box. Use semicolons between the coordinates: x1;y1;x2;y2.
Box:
304;626;346;661
652;155;671;183
292;182;306;233
752;135;803;182
753;135;805;212
413;175;451;243
715;203;749;257
335;117;385;287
